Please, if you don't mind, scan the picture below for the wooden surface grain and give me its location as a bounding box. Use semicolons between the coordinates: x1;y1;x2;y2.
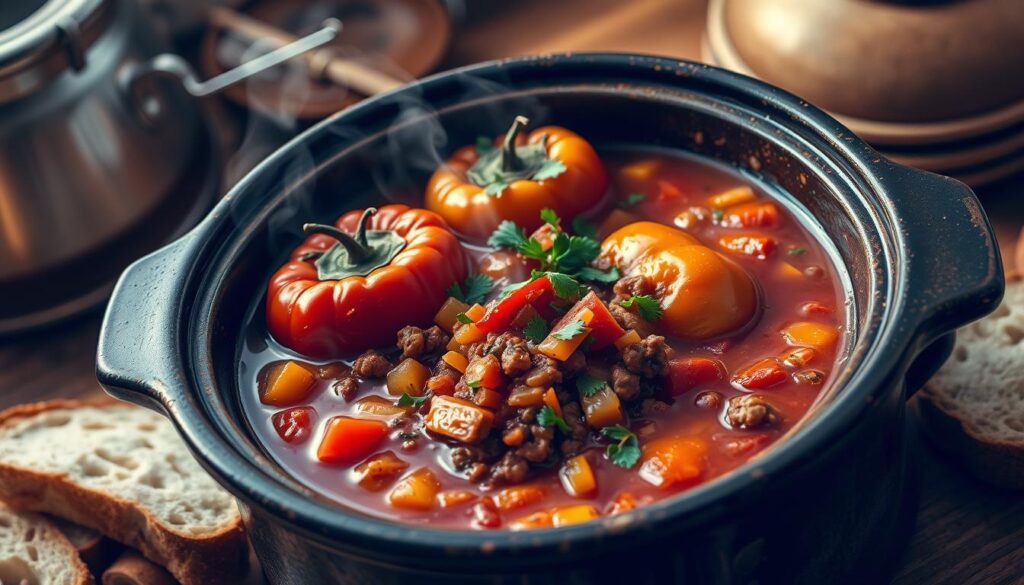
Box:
1;1;1022;583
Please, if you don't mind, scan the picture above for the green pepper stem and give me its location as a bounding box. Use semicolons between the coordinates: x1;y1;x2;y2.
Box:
303;208;378;264
501;116;530;174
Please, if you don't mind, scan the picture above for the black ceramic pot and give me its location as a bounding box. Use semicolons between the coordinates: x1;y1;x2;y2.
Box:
96;54;1004;585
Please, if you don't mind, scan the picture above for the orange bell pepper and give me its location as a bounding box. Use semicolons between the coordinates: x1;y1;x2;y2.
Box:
267;205;467;358
638;436;708;489
317;417;389;466
426;116;608;240
260;360;316;407
599;222;757;339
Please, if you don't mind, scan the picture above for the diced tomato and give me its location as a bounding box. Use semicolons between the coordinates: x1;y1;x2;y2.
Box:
317;417;389;466
472;498;502;529
639;437;708;489
271;407;315;444
718;235;776;259
733;358;787;390
721;202;779;229
559;291;626;350
476;276;555;334
667;357;724;396
464;354;503;389
529;223;558;251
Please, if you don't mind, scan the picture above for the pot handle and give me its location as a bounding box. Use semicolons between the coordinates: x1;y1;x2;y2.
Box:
96;237;194;413
890;165;1004;393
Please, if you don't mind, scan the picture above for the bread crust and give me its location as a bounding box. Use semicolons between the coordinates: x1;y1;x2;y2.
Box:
916;273;1024;489
0;399;247;585
0;500;94;585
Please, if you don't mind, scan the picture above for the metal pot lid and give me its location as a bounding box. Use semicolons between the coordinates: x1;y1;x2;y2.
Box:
0;0;111;100
709;0;1024;125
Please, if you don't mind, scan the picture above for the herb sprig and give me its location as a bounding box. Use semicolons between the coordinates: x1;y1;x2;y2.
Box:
447;274;494;305
538;405;571;432
575;373;607;397
619;295;663;321
523;316;549;343
396;393;430;408
601;425;641;469
551;319;587;341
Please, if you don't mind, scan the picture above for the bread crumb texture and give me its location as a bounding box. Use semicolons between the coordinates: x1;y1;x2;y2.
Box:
0;501;91;585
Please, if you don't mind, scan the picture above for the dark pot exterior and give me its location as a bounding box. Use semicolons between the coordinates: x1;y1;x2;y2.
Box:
96;54;1004;584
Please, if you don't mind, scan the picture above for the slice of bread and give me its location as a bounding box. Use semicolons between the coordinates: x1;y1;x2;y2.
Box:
0;400;246;585
916;273;1024;489
50;516;119;573
0;499;93;585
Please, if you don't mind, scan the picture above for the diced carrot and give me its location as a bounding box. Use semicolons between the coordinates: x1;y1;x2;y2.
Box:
353;395;407;418
385;358;431;396
434;297;470;332
543;388;562;417
780;347;816;368
437;490;477;508
598;209;640;239
639;436;708;489
317;417;389;466
465;303;486;322
559;454;597;497
614;329;642;351
782;321;839;351
472;387;503;410
776;261;804;281
718;235;776;259
667;357;724;396
353;451;409;492
447;336;462;352
453;322;486;345
551;504;600;527
465;354;503;389
271;407;315;444
529;222;558;252
618;158;660;182
424;396;494;444
733;357;787;390
509;511;553;531
538;309;594;361
493;485;545;512
559;292;625;350
581;386;623;429
260;361;316;407
507;386;545;407
606;492;638;515
441;351;468;373
388;468;440;511
721;201;779;229
707;186;756;208
800;301;834;316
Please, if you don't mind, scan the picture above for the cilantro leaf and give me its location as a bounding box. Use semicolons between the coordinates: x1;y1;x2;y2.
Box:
396;393;430;408
576;265;619;284
544;272;584;300
620;295;663;321
475;136;495;155
517;238;547;261
455;312;473;325
537;405;570;432
576;373;607;397
499;279;529;299
788;246;807;256
533;158;567;181
523;316;549;343
467;379;482;389
540;207;559;227
623;192;646;207
571;215;598;239
485;177;510;197
601;425;641;469
461;274;493;305
712;208;725;222
488;220;528;249
552;235;600;273
552;319;588;341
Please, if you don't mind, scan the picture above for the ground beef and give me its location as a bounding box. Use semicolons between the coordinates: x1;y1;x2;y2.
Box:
333;377;359;401
351;350;392;378
611;363;641;401
562;351;587;376
639;398;671;416
622;335;671;378
613;275;656;298
523;354;562;387
396;325;449;359
559;402;589;457
726;394;781;429
483;333;532;376
609;303;644;331
694;391;724;410
488;452;529;484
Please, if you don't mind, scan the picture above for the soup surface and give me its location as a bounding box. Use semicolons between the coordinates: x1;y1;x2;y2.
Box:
240;143;845;531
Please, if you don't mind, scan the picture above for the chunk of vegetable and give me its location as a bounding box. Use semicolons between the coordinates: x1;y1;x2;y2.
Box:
551;505;600;527
780;347;816;368
453;322;486;345
718;235;776;259
388;468;440;511
260;361;316;407
507;386;545;407
543;388;562;417
559;454;597;497
654;179;683;202
799;301;834;316
271;407;315;444
353;451;409;492
561;291;626;350
493;485;545;512
386;358;431;396
471;387;504;410
464;354;503;389
721;201;779;229
538;308;594;361
508;511;553;531
353;395;409;418
782;321;839;351
424;395;494;444
581;386;623;429
720;433;771;457
614;329;642;351
707;186;756;209
638;437;708;489
733;357;787;390
440;351;468;373
618;158;660;182
434;297;470;332
317;417;389;465
776;261;805;281
437;490;477;508
606;492;638;515
476;276;555;334
667;357;724;396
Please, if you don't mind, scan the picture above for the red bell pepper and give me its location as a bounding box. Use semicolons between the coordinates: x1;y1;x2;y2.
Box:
557;291;625;350
476;276;555;334
667;357;724;396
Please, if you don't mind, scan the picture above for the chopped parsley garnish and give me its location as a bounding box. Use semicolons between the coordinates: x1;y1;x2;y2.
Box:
619;295;663;321
622;192;646;207
396;393;430;408
540;207;559;227
455;312;473;325
788;246;807;256
576;265;620;284
467;379;482;389
601;425;641;469
712;208;725;222
571;215;598;239
575;373;607;397
537;405;571;432
551;319;587;341
542;271;585;300
523;316;549;343
533;159;568;181
446;274;494;305
487;221;529;249
487;210;617;284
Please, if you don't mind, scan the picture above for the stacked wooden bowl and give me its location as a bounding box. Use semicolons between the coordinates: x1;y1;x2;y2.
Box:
703;0;1024;187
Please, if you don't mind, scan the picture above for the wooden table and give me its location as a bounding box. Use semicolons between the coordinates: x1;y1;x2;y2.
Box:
2;1;1022;583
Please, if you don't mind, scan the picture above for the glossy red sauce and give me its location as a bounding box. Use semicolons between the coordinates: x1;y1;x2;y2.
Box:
239;148;846;529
